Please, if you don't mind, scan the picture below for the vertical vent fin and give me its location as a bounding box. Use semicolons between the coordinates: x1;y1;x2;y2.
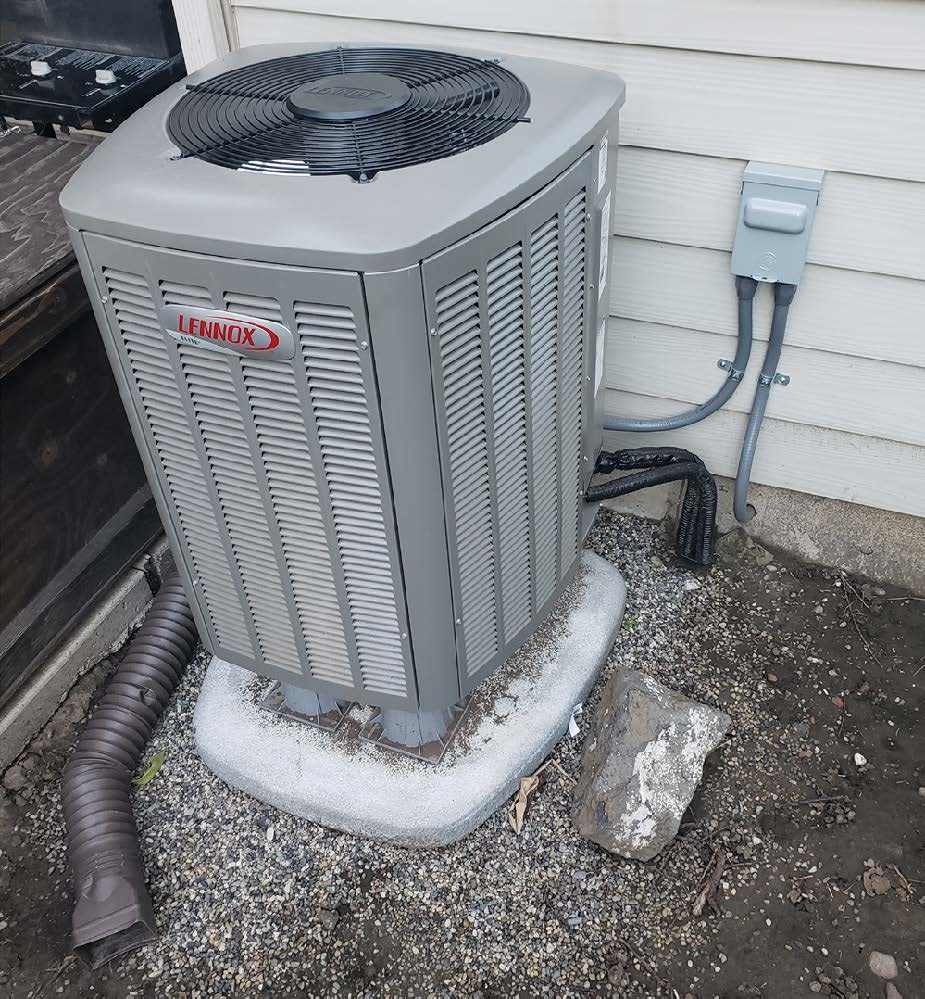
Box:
179;345;302;672
435;273;499;674
102;268;253;654
527;215;561;609
559;190;587;570
241;359;354;687
296;302;408;698
486;244;531;643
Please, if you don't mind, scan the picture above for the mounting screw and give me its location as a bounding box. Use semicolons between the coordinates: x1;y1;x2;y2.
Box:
455;617;462;626
586;375;591;382
100;296;109;304
589;282;595;291
429;326;437;336
583;455;589;463
359;340;368;350
773;372;791;386
400;631;408;639
717;358;732;371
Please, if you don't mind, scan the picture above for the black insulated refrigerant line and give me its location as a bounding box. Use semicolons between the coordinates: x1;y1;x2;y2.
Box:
62;575;197;968
586;447;719;565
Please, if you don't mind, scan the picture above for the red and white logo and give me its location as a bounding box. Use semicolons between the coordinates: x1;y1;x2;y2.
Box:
162;304;294;360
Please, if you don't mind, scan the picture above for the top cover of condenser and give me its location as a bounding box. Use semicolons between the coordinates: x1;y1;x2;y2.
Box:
60;42;625;273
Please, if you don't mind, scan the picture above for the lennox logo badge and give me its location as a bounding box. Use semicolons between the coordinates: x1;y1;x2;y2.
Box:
177;313;278;350
162;304;294;361
303;84;388;100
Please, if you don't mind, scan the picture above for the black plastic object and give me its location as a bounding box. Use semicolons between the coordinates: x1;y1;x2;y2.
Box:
167;47;531;180
1;0;181;60
287;72;412;121
0;41;184;131
62;576;196;968
587;447;719;565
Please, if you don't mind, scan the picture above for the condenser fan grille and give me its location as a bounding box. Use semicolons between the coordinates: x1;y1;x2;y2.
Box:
167;47;531;179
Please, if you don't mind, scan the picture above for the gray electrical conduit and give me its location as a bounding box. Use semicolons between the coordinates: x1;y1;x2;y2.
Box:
603;275;758;434
733;282;797;523
62;575;197;968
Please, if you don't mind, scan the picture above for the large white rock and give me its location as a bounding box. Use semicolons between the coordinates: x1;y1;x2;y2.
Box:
572;670;730;860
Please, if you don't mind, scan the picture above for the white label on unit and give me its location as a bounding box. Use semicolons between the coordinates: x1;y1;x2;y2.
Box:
598;191;612;297
596;134;608;193
594;319;607;394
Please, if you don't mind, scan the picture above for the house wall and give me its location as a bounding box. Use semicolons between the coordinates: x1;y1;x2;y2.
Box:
172;0;925;519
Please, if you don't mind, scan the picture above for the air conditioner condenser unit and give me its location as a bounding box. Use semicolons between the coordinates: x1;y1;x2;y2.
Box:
61;43;625;757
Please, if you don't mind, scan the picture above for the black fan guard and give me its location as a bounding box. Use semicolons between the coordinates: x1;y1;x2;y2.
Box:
167;47;531;180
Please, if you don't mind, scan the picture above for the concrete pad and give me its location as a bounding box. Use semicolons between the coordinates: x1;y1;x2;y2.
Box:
194;551;626;847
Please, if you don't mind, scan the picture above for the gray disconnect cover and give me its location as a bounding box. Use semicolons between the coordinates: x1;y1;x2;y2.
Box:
731;160;824;285
59;42;625;273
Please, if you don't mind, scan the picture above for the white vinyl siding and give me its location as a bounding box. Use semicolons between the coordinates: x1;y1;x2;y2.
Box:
175;1;925;519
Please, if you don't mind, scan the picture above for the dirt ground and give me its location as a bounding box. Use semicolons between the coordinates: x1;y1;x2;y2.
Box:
1;512;922;998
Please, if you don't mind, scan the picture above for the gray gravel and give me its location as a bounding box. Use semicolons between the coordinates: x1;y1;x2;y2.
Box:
6;509;921;997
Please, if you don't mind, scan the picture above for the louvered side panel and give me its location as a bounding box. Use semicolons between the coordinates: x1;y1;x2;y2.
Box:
179;346;301;673
486;245;532;643
527;216;561;610
241;360;353;687
297;302;408;698
101;267;253;654
434;273;500;674
559;191;587;571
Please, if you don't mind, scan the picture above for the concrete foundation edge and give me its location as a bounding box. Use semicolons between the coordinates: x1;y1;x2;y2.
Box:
193;551;626;847
603;475;925;595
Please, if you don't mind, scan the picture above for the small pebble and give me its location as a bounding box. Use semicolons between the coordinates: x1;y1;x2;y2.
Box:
854;752;868;767
868;951;898;980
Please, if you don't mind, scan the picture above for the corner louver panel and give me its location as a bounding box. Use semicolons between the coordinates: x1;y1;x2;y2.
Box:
558;191;587;571
179;346;303;673
424;156;591;690
296;302;409;698
434;273;500;675
101;268;253;654
241;359;354;688
486;245;532;644
527;215;561;609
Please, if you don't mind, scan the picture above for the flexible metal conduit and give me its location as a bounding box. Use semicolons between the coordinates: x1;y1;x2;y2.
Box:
603;276;758;434
733;282;797;523
62;575;196;968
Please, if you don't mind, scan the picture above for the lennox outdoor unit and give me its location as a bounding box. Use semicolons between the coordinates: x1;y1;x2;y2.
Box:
61;43;625;751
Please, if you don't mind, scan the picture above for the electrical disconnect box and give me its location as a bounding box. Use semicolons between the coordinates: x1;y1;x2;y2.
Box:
731;162;824;285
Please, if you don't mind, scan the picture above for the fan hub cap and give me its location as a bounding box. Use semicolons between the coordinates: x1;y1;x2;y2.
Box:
287;72;411;121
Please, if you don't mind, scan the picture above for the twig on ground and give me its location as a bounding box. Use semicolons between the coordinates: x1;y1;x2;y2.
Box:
26;955;76;999
693;848;726;917
839;572;885;670
792;794;850;806
891;865;912;894
548;759;577;785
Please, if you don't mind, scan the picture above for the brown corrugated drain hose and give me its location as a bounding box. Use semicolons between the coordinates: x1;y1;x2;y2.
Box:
61;575;197;968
